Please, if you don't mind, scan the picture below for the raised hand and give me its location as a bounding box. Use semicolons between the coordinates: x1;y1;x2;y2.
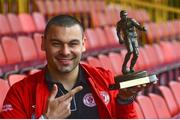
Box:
45;84;83;119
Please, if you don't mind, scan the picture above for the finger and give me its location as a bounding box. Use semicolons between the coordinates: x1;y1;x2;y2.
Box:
49;84;58;101
57;86;83;101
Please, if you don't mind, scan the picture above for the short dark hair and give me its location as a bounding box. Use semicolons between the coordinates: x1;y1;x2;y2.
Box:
44;15;84;38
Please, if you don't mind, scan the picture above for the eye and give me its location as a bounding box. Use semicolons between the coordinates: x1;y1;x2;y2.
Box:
51;42;61;47
69;41;80;47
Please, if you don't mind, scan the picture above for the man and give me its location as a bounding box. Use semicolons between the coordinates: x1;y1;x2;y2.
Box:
116;10;147;74
0;15;146;119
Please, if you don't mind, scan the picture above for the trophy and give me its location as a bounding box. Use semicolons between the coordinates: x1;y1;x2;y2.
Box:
109;10;158;90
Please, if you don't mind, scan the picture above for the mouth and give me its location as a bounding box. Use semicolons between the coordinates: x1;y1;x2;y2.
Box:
56;58;73;65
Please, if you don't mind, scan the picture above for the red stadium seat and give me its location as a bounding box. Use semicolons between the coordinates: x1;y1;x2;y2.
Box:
68;0;76;13
85;28;100;49
136;95;158;118
18;13;36;33
34;0;46;15
0;79;10;112
59;0;69;14
90;10;100;27
45;0;54;16
33;33;46;60
103;26;118;46
1;36;22;65
7;13;23;34
98;54;115;75
52;0;61;15
0;14;11;35
169;81;180;110
94;27;109;47
149;93;171;118
134;101;144;119
86;56;102;68
8;74;26;86
158;86;179;117
17;36;38;62
108;52;123;75
152;43;165;65
159;41;176;64
32;12;46;32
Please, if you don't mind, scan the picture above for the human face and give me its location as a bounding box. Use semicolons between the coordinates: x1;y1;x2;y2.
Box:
42;25;86;74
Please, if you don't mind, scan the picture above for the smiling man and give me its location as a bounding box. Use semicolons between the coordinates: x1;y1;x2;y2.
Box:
0;15;144;119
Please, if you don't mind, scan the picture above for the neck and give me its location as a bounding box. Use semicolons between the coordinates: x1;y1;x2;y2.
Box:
47;66;79;91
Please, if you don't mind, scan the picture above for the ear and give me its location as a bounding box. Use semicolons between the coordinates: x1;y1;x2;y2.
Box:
82;35;87;52
41;35;46;51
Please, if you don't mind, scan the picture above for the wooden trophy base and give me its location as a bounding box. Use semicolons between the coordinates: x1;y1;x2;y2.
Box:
109;71;158;90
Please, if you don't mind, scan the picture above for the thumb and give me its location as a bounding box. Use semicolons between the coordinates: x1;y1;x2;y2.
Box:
49;84;58;101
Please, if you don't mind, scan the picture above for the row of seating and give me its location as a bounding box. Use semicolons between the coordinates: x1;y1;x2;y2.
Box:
145;20;180;43
35;0;106;15
0;33;45;76
0;12;45;36
34;0;150;27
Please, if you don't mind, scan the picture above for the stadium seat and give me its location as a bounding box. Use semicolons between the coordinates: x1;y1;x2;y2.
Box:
103;26;118;46
158;86;180;117
159;41;175;64
136;95;158;118
98;54;115;75
68;0;76;13
94;27;109;47
1;36;22;65
52;0;61;15
32;12;46;32
59;0;69;14
0;14;11;35
18;13;36;33
169;81;180;110
86;56;102;68
144;44;159;68
8;74;26;86
7;13;23;34
85;28;100;49
44;0;54;16
139;47;150;69
148;93;171;118
75;0;84;13
108;52;123;75
134;101;144;119
17;36;38;62
90;10;100;27
152;43;165;65
33;33;46;60
34;0;46;15
0;79;10;112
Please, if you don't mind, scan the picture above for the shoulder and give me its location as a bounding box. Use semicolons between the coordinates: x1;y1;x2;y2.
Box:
9;70;45;93
128;18;137;23
80;63;114;84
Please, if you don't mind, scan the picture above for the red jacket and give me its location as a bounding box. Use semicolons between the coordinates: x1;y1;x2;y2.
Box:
0;63;137;119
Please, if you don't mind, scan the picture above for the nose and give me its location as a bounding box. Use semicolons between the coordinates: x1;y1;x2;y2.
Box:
61;45;70;55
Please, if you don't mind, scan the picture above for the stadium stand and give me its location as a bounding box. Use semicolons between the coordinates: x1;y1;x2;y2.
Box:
0;0;180;119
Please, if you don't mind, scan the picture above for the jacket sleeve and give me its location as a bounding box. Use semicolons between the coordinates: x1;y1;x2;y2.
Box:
0;84;28;118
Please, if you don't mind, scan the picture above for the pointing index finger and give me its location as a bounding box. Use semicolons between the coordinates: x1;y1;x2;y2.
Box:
57;86;83;101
